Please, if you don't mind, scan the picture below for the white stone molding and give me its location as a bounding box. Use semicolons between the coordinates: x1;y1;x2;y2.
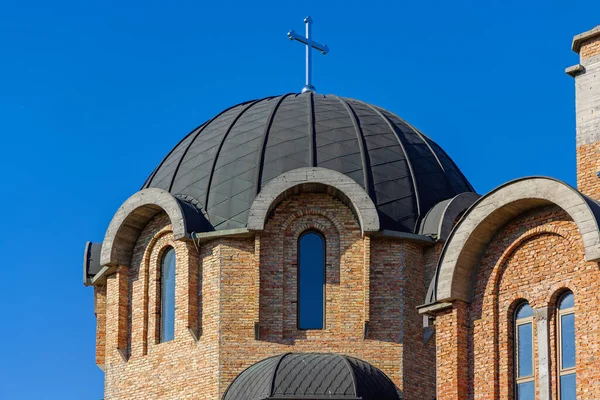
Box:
101;188;207;267
434;177;600;303
247;167;380;234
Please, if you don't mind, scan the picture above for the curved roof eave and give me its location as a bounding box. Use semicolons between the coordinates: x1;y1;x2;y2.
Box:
100;188;210;267
424;176;600;307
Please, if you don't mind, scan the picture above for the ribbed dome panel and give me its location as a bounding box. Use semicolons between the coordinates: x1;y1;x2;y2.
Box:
143;92;474;233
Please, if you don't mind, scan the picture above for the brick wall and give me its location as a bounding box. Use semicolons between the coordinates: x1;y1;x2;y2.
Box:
95;283;107;368
435;301;469;400
219;193;435;398
580;35;600;60
95;193;436;399
437;206;600;399
101;214;219;399
574;31;600;198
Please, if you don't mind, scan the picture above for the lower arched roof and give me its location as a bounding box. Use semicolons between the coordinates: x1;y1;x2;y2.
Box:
222;353;401;400
428;177;600;305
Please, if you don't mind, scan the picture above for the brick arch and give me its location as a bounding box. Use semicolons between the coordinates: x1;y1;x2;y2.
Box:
545;283;575;306
101;188;208;267
280;207;345;233
468;224;576;399
145;231;179;351
247;167;379;235
490;225;578;307
433;177;600;303
136;226;175;356
126;215;199;358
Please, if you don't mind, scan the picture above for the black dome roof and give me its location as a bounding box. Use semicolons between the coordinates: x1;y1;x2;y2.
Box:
143;92;473;233
222;353;401;400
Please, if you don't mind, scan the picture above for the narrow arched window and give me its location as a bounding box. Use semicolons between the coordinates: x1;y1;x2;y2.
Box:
160;247;176;342
515;302;534;399
298;231;325;330
558;291;576;400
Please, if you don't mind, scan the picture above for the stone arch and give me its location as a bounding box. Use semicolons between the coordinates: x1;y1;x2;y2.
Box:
247;167;380;234
434;177;600;303
101;188;209;267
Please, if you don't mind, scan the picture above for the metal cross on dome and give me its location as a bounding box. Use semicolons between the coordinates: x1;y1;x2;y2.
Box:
287;16;329;93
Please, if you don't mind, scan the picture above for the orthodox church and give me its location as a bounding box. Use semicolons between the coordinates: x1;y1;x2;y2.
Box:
83;22;600;400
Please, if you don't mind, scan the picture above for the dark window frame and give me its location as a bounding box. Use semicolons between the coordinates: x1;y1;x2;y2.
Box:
297;229;326;331
557;290;576;399
159;246;176;343
514;301;534;400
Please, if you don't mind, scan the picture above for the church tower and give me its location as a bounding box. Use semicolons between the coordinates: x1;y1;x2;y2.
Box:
84;91;478;399
568;26;600;198
83;17;600;400
83;15;486;390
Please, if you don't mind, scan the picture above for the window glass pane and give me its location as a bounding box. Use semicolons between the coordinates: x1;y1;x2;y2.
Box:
517;323;533;377
559;292;574;310
560;373;576;400
561;313;576;369
160;248;176;342
298;232;325;330
517;381;535;400
516;303;533;319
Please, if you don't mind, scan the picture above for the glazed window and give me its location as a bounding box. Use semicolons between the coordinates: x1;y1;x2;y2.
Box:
297;231;325;330
558;291;576;400
515;302;534;400
160;247;176;342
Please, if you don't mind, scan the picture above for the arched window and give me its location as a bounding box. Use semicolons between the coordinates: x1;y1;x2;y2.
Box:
515;301;534;400
298;231;325;330
160;247;176;342
558;291;576;400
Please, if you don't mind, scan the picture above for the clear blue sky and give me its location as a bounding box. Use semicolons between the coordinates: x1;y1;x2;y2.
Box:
0;0;598;398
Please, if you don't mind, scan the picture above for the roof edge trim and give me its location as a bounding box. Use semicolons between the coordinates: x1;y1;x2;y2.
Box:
573;25;600;53
431;176;600;305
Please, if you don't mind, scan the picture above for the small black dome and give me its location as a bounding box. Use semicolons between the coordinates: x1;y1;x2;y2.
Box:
143;92;473;233
222;353;401;400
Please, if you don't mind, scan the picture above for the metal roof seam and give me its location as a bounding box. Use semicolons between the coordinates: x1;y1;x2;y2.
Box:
143;98;256;190
336;96;373;199
308;92;316;167
409;124;454;201
167;103;246;192
359;100;422;226
270;352;291;396
340;354;358;396
255;94;294;195
203;98;270;216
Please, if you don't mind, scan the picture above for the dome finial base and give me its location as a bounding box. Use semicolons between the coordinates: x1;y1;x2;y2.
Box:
301;84;316;93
